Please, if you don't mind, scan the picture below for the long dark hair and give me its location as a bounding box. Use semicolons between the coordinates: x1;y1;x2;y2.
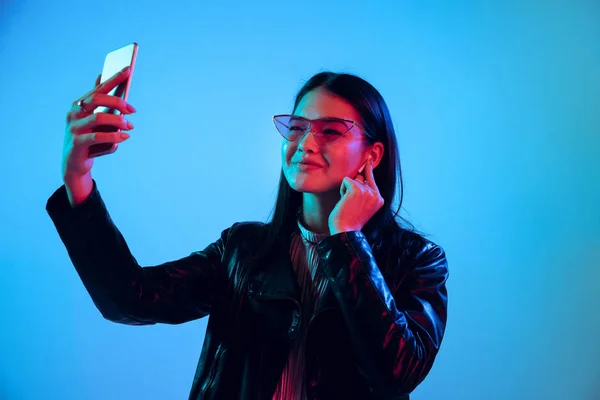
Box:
244;71;425;275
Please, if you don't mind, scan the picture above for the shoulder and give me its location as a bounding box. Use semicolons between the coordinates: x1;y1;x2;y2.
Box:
228;221;269;237
397;229;446;262
214;221;270;278
223;221;270;250
397;230;448;285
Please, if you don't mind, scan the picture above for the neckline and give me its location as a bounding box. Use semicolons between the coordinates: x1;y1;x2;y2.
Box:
296;208;329;245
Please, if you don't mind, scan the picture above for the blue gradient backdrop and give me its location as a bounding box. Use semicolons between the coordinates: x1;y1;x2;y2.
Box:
1;1;599;399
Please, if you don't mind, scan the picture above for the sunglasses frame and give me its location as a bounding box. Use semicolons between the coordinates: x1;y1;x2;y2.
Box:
272;114;371;144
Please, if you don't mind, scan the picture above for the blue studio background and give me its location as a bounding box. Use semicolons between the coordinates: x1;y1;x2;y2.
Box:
1;1;599;399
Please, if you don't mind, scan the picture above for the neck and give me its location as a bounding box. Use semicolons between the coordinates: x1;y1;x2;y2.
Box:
300;192;339;235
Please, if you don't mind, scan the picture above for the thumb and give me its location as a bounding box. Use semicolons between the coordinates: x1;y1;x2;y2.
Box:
95;73;102;87
340;177;352;197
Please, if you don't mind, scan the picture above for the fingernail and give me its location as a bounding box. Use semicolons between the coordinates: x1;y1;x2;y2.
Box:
122;66;131;73
126;121;134;129
121;133;130;139
126;104;136;113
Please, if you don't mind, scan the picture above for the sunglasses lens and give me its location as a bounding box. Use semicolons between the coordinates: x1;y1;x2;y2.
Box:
274;116;308;141
312;119;350;143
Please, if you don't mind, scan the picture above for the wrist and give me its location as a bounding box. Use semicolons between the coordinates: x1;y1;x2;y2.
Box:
329;226;355;235
64;172;94;207
64;170;90;185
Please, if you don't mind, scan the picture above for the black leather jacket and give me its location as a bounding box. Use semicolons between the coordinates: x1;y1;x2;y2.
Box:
46;181;449;400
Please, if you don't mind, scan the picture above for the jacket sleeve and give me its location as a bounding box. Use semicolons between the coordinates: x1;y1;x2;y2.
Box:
46;180;233;325
316;230;448;396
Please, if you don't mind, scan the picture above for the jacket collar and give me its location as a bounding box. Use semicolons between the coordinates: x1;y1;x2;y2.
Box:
247;237;338;318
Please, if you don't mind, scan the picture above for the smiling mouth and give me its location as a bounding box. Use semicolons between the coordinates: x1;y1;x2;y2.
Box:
296;163;323;170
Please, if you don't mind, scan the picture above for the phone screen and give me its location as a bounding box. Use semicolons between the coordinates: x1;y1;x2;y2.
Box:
95;43;137;116
89;43;138;157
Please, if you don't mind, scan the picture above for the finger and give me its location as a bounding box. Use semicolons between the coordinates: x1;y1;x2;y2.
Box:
66;100;92;123
340;177;354;197
68;92;136;124
364;157;377;189
70;113;133;135
83;93;136;115
95;73;101;87
94;66;131;95
356;159;367;178
74;131;130;147
72;66;131;106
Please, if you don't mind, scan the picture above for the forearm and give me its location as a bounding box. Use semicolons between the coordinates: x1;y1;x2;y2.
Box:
67;204;145;324
324;255;430;393
47;181;148;325
317;231;448;394
48;181;229;325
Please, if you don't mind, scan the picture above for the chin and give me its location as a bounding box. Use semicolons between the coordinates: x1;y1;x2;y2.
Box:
285;175;314;192
290;181;317;193
291;180;337;194
285;169;336;193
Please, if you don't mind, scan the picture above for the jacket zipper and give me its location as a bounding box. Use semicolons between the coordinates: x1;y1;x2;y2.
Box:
198;295;301;398
200;345;224;400
305;305;337;399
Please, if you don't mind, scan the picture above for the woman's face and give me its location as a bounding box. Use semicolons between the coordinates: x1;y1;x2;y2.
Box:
282;88;371;194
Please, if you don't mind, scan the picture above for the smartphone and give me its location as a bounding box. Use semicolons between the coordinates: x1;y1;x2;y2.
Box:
88;42;138;158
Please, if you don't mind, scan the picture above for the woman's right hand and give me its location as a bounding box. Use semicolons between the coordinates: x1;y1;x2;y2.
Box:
62;66;136;181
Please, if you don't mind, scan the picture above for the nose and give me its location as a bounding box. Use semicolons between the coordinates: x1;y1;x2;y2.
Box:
297;127;320;152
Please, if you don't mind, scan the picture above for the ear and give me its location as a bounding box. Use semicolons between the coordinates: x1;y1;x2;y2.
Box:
367;142;385;169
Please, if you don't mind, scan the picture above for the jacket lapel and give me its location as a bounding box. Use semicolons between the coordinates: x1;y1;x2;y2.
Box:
247;240;300;301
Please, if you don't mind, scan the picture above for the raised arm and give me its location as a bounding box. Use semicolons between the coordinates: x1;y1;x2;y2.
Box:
47;181;232;325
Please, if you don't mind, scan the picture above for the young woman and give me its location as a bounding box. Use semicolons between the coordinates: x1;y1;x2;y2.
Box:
47;67;449;400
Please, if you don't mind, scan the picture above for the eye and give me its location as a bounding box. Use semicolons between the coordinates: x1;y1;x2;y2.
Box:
322;128;343;135
288;118;308;132
320;121;347;136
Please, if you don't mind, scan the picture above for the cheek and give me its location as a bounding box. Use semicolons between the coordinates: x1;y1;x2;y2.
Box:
281;141;294;163
328;151;355;174
281;142;296;183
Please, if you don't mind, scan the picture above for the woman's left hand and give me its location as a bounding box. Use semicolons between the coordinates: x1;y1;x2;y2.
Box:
328;157;385;235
